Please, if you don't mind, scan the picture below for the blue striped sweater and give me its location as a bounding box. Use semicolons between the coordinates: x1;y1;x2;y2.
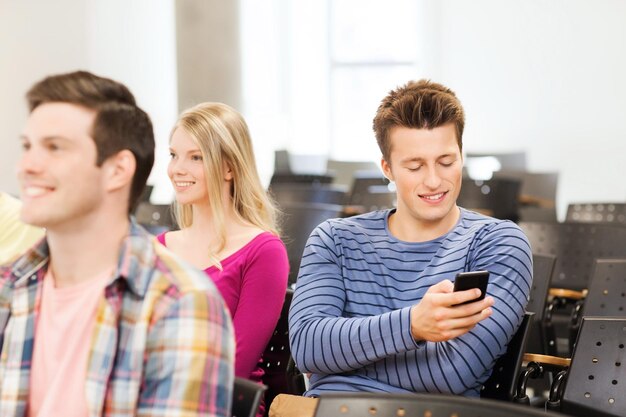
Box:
288;208;532;397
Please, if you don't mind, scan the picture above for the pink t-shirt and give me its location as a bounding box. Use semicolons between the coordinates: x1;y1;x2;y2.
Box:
29;268;112;417
157;232;288;383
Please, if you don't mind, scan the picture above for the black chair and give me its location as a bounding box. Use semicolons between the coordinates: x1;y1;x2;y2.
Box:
481;312;534;401
346;170;391;205
314;392;560;417
458;177;522;221
139;184;154;203
326;159;379;189
526;254;556;355
569;259;626;350
520;222;626;293
270;183;348;206
134;202;175;235
232;377;267;417
280;202;344;285
270;173;334;186
493;171;559;223
566;203;626;224
557;317;626;417
520;222;626;357
260;289;305;415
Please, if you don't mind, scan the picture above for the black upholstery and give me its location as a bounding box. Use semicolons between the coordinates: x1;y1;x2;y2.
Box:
280;202;344;285
481;312;534;401
270;173;334;186
231;377;267;417
566;203;626;224
458;177;522;221
568;259;626;350
270;183;348;206
134;202;175;234
525;254;556;355
314;392;559;417
560;317;626;417
581;259;626;317
493;171;559;222
347;170;391;206
326;159;379;189
519;222;626;292
521;222;626;357
260;289;304;415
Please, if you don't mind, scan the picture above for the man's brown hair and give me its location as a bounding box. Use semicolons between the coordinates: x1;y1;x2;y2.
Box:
26;70;154;213
373;79;465;163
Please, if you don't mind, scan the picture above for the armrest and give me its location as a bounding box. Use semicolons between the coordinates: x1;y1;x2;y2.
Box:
549;288;587;300
519;195;556;208
523;353;571;367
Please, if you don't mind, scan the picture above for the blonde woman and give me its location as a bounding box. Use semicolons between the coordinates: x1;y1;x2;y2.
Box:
157;103;288;396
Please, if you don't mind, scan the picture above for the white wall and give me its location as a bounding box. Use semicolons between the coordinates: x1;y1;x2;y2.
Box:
3;1;626;217
0;0;88;194
0;0;178;203
436;0;626;218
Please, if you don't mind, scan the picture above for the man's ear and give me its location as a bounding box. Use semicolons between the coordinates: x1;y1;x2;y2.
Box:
104;149;136;192
381;157;394;182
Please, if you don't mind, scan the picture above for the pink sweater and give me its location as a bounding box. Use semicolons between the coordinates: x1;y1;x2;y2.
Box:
157;231;288;383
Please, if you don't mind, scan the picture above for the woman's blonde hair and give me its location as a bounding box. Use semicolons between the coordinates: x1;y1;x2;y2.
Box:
171;102;279;268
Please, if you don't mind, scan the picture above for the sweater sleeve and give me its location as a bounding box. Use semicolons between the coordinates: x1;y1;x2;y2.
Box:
232;236;288;378
422;221;533;394
289;221;420;374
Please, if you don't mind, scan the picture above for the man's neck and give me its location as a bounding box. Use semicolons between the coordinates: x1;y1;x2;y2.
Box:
46;215;129;288
388;206;461;243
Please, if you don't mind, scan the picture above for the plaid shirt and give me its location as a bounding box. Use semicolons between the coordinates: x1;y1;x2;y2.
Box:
0;221;234;417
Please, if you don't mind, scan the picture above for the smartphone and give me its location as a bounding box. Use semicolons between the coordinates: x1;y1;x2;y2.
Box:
453;270;490;305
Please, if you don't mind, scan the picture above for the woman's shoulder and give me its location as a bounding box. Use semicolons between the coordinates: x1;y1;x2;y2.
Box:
239;229;285;253
156;229;184;247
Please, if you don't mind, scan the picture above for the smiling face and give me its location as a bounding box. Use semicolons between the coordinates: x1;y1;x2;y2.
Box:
381;123;463;240
167;127;209;206
18;102;108;231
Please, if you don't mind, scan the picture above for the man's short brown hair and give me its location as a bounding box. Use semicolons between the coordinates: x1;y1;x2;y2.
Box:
373;79;465;163
26;70;154;214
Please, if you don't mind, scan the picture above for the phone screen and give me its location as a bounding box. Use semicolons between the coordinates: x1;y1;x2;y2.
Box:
453;270;489;305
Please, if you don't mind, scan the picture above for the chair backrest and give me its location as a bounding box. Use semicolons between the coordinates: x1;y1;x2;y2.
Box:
527;254;556;321
560;317;626;417
525;254;556;355
274;149;292;174
139;184;154;203
260;289;301;414
314;392;559;417
348;185;396;212
581;259;626;317
347;170;391;206
280;202;344;285
493;171;559;223
519;222;626;291
458;177;522;221
270;183;348;206
326;159;379;189
231;377;267;417
270;173;334;186
481;312;534;401
566;203;626;224
134;202;175;235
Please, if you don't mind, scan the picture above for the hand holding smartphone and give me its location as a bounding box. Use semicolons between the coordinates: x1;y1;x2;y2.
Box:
453;270;489;305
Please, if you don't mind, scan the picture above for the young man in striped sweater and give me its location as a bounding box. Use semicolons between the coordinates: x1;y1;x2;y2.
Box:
288;80;532;402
